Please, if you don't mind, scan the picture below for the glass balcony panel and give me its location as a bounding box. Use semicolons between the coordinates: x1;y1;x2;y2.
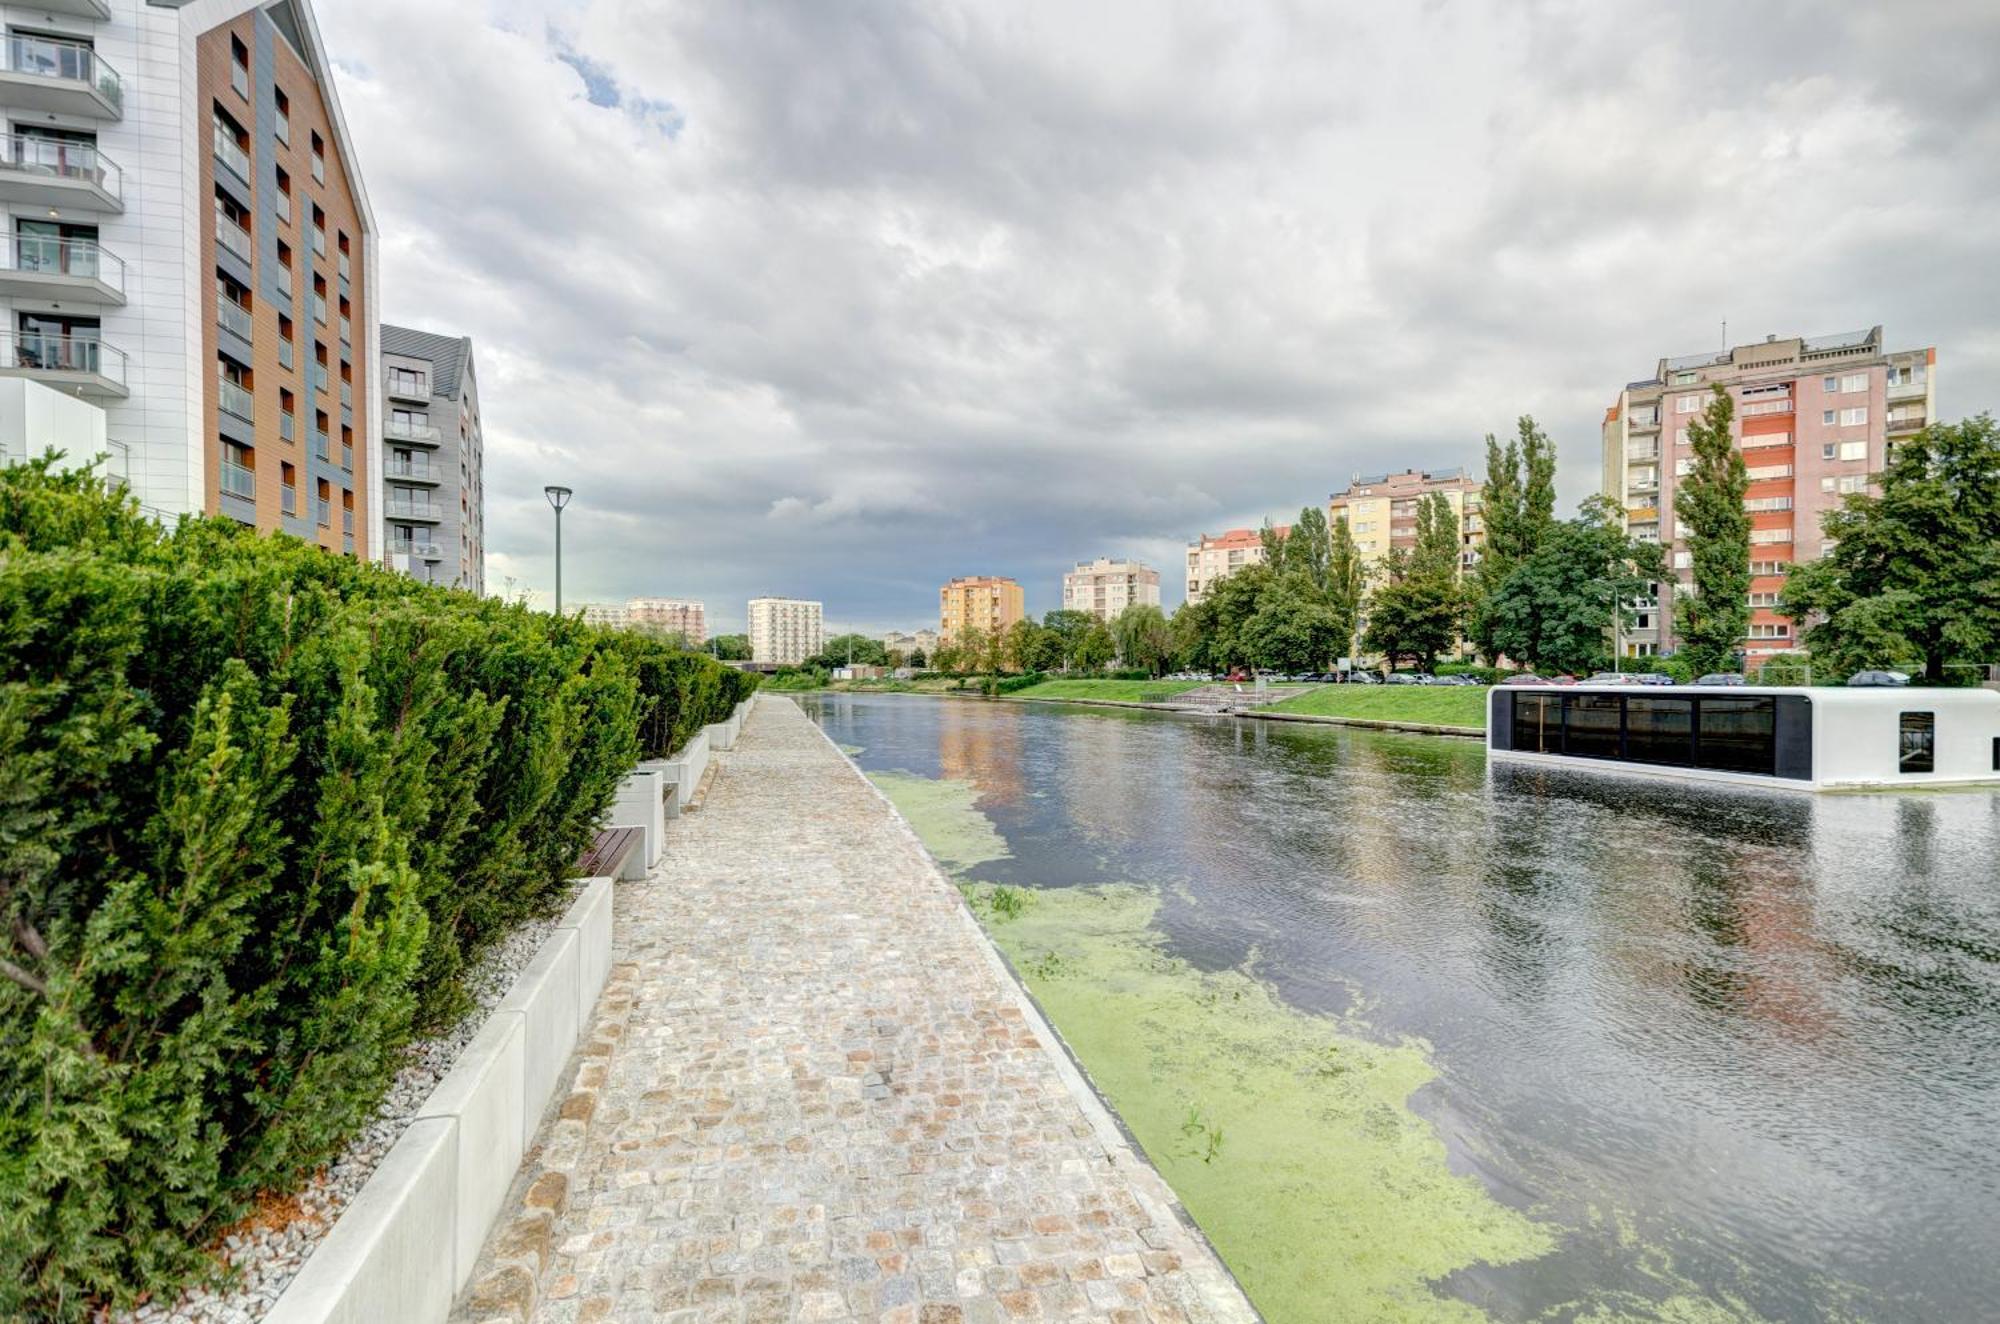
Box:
220;459;254;498
4;34;123;111
217;376;253;420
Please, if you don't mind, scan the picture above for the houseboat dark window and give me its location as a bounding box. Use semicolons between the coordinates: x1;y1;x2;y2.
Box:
1564;694;1622;759
1626;696;1694;765
1513;693;1558;753
1992;736;1999;772
1900;712;1935;773
1695;696;1776;775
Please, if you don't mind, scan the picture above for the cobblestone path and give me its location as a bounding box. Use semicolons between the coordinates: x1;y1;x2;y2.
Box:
457;696;1258;1324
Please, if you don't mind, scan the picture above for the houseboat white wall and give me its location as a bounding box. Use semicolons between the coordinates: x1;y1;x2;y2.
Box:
1486;685;2000;792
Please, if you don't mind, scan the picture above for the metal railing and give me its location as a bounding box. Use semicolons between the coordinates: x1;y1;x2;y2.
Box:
216;214;252;262
281;484;296;515
386;499;442;520
313;430;330;461
0;133;119;198
212;125;249;180
1886;412;1926;432
393;540;444;559
386;458;435;480
5;234;123;292
385;418;442;443
280;411;295;442
315;497;330;526
218;376;253;420
4;34;123;111
0;331;127;384
220;459;255;499
217;299;252;341
388;371;427;399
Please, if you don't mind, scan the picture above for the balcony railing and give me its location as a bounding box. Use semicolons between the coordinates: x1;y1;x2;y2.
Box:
1886;412;1926;432
1887;378;1926;401
311;226;325;258
0;133;119;199
1627;413;1660;429
315;497;330;526
342;507;353;534
341;444;352;471
216;215;252;262
218;376;253;420
313;430;330;461
386;459;435;480
1740;399;1793;416
4;34;122;111
278;339;294;370
0;331;127;385
4;234;123;292
280;410;295;442
393;540;444;559
218;299;252;341
385;418;441;444
1626;446;1659;462
337;250;350;281
339;315;350;345
311;152;324;186
276;265;293;299
212;125;250;181
312;292;327;325
339;380;352;407
281;484;296;515
386;498;442;520
220;459;255;499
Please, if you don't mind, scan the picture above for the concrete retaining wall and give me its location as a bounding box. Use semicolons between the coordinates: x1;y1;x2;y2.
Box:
265;878;617;1324
606;767;668;870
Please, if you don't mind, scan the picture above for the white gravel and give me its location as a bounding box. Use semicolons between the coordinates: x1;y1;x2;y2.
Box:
122;892;576;1324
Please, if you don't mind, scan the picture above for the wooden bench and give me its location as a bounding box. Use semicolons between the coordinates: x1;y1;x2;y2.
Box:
575;825;643;879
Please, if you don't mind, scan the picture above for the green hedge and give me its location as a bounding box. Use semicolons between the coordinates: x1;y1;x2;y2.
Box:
0;462;752;1319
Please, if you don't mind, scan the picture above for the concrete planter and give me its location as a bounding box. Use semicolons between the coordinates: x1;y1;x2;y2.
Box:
650;728;709;810
266;878;617;1323
606;767;668;872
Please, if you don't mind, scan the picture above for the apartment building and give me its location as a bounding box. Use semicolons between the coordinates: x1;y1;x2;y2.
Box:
881;628;939;658
748;596;823;666
1327;469;1484;575
1601;326;1936;660
1184;526;1286;605
939;575;1025;640
0;1;378;554
627;596;705;645
1061;557;1160;621
578;601;628;629
380;324;482;591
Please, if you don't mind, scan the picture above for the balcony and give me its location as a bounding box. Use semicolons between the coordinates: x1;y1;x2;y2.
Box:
315;497;330;527
313;430;330;461
218;300;252;342
212;126;250;183
0;331;127;398
216;217;252;263
1888;378;1926;401
218;377;253;421
1626;413;1660;430
281;484;297;516
0;35;122;119
1626;446;1659;463
385;497;443;522
24;0;113;17
385;418;442;446
0;134;120;211
387;372;428;402
1886;412;1926;433
386;458;442;484
0;234;124;305
394;540;444;560
220;459;255;499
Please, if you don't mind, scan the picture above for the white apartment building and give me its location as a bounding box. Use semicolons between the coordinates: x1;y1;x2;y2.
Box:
627;596;705;645
0;0;381;554
578;601;628;629
748;596;823;666
1061;557;1160;621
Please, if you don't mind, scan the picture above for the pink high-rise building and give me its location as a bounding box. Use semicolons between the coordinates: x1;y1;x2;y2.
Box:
1601;326;1935;661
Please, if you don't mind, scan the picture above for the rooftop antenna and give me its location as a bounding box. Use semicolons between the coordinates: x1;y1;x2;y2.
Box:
1721;318;1727;349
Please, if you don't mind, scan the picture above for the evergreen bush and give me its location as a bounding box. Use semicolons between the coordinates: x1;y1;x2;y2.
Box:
0;461;753;1318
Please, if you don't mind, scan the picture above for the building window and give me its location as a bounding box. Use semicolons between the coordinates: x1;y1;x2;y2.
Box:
1822;376;1838;392
1842;373;1867;393
274;166;292;223
274;88;290;145
1841;407;1868;426
1677;394;1701;414
1839;440;1867;462
1899;712;1935;774
230;36;249;100
310;130;325;185
1822;409;1836;425
1822;442;1837;460
1672;371;1697;386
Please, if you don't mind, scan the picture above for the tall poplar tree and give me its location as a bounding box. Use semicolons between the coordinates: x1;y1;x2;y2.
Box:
1469;416;1557;662
1285;505;1333;590
1675;385;1750;675
1326;515;1364;663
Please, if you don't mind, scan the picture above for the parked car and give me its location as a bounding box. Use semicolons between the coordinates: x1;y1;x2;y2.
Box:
1695;672;1747;686
1384;673;1422;685
1547;675;1580;686
1846;670;1911;687
1633;672;1677;686
1347;671;1382;685
1585;672;1636;686
1434;674;1481;686
1498;674;1547;686
1225;670;1249;683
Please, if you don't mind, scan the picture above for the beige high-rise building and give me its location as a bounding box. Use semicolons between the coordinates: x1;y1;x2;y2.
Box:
578;602;629;629
1062;558;1160;621
1601;325;1936;660
748;596;824;665
1184;526;1286;605
1327;469;1484;576
939;576;1025;639
627;597;706;646
881;628;940;658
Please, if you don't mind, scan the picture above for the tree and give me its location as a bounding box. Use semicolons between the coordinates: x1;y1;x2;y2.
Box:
1518;414;1558;544
1469;415;1557;661
1041;609;1098;671
1074;621;1115;672
1258;520;1289;566
1201;562;1273;673
908;648;928;669
1107;604;1173;676
1362;493;1465;672
805;633;889;671
1488;496;1666;675
1675;385;1750;676
1001;618;1051;674
1282;506;1332;590
1781;415;2000;682
708;633;751;661
1326;515;1364;665
1241;574;1341;673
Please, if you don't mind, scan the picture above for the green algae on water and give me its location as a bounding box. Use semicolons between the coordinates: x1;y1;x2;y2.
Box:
986;883;1556;1323
867;771;1010;873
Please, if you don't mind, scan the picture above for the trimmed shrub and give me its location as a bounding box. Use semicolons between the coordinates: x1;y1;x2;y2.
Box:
989;672;1047;695
0;461;752;1318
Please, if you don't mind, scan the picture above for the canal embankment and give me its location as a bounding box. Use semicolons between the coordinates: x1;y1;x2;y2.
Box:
451;695;1258;1322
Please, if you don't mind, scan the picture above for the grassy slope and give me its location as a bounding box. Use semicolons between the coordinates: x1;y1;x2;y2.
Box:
1007;679;1205;701
1268;684;1489;729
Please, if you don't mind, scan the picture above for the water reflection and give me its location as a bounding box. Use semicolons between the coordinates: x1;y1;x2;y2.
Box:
803;694;2000;1321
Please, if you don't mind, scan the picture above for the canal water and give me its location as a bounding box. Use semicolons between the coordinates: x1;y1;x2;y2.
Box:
801;692;2000;1324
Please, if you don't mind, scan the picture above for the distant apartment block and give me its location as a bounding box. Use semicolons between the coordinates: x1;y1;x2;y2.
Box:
881;628;940;658
579;601;628;629
749;596;824;665
1602;326;1936;660
1184;526;1286;605
939;576;1025;639
627;597;705;645
0;0;378;556
380;325;482;591
1062;558;1160;621
1327;469;1484;575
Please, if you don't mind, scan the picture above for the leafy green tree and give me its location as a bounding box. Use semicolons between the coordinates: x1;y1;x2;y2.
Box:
1469;416;1557;661
805;633;889;670
1202;562;1274;672
1326;516;1364;664
1074;621;1116;672
1675;385;1751;676
709;633;751;660
1241;574;1341;673
907;648;927;669
1040;609;1097;672
1488;496;1666;674
1257;520;1289;566
1001;618;1050;674
1781;415;2000;681
1282;505;1332;590
1363;494;1466;671
1108;604;1174;675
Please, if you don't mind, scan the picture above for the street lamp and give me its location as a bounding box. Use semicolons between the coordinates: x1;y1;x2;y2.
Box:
544;485;572;615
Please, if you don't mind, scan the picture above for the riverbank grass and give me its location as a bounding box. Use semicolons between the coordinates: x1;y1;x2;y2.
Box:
1269;684;1489;729
1006;679;1205;702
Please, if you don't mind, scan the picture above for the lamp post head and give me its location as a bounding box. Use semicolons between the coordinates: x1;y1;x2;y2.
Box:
544;485;573;512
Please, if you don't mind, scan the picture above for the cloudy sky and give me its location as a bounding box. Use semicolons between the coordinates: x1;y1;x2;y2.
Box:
320;0;2000;634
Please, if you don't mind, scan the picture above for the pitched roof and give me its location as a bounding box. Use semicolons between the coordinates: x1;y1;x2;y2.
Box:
381;324;473;399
